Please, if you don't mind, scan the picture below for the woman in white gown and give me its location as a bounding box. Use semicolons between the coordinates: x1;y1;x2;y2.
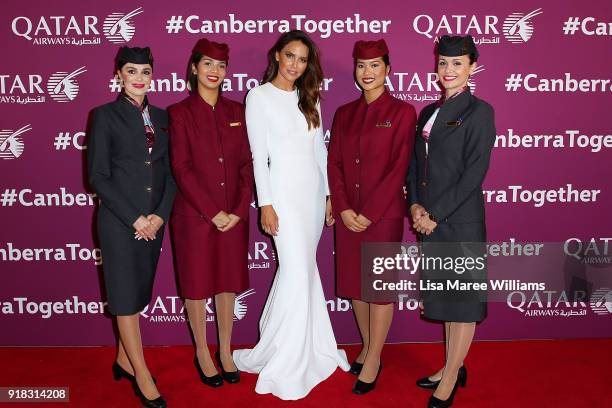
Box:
233;30;349;400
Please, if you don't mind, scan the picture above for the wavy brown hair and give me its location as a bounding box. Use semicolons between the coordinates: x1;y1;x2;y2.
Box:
262;30;323;130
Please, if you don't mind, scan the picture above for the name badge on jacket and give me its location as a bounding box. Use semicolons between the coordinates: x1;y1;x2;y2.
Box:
375;120;392;128
229;121;242;127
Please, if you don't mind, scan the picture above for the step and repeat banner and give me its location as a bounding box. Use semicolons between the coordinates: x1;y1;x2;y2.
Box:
1;0;611;346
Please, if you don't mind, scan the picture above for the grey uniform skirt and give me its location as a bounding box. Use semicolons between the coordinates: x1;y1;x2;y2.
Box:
97;205;164;316
421;222;487;323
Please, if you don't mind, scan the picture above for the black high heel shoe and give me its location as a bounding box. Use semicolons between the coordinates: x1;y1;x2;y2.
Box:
132;377;166;408
214;351;240;384
194;356;223;387
113;361;135;382
416;366;467;389
113;362;157;384
427;378;460;408
352;361;382;395
349;360;364;375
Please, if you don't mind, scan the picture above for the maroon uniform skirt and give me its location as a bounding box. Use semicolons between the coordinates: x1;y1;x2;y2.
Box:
171;214;249;299
335;218;404;301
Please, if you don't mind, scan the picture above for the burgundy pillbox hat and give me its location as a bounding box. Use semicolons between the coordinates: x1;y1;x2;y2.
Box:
192;38;230;62
352;39;389;60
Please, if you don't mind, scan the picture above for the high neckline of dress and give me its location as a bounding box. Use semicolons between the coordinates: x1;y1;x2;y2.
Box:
267;82;297;94
192;92;222;111
361;88;391;107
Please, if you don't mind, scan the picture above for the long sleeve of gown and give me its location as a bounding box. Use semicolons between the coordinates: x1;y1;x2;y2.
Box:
245;89;274;207
313;103;330;196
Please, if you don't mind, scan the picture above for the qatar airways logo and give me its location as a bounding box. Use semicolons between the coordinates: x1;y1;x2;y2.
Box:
103;7;143;44
47;66;87;102
10;7;142;46
233;289;256;320
467;65;485;93
0;124;30;160
507;290;588;317
140;289;256;323
384;66;484;103
502;9;543;44
590;288;612;316
0;67;86;104
412;8;543;45
564;237;612;265
248;241;276;270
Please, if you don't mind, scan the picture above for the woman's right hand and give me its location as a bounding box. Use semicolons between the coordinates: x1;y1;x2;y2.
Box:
340;209;367;232
212;211;231;229
261;205;279;236
218;214;241;232
133;215;156;241
325;197;335;226
410;204;427;224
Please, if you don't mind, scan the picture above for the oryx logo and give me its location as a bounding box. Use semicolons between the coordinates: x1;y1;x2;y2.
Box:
46;66;87;102
503;8;543;44
0;124;30;160
233;288;255;321
103;7;143;44
467;65;485;93
590;288;612;315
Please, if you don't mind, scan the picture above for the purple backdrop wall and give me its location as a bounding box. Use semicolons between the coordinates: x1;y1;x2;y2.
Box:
1;0;611;346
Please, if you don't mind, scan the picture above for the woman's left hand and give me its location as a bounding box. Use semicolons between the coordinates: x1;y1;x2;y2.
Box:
325;198;335;226
413;215;437;235
146;214;164;235
219;214;241;232
355;214;372;228
133;215;156;241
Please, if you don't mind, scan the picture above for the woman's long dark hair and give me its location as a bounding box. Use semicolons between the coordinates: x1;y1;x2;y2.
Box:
186;52;203;94
262;30;323;130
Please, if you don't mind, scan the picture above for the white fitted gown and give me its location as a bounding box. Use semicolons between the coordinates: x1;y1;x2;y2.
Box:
233;82;349;400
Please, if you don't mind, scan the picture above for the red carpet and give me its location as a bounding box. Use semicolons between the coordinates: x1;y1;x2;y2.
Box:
1;340;610;407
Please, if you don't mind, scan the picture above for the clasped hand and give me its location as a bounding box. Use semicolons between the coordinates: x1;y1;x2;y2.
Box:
340;209;372;232
212;211;241;232
133;214;164;241
410;204;437;235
